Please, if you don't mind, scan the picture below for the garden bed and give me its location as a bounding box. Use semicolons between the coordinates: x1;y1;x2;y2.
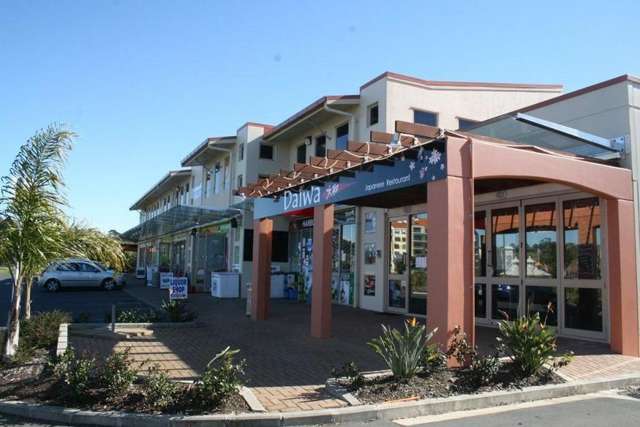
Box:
345;365;563;404
0;351;250;415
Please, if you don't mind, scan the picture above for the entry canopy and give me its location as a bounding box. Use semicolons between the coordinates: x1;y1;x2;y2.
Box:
240;122;449;219
122;205;239;241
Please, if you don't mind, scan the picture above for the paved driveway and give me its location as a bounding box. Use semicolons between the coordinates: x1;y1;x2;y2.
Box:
0;280;151;324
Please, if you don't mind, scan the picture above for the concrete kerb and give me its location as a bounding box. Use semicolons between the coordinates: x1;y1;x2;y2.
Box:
2;374;640;426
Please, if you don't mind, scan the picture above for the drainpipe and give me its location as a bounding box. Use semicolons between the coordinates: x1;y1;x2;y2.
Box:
323;104;357;142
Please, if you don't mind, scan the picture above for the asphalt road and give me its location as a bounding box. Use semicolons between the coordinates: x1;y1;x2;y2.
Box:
330;394;640;427
0;279;151;324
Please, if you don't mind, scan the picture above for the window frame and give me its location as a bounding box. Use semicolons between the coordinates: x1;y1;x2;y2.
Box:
368;102;379;126
259;143;274;160
457;117;479;130
412;108;439;127
335;122;349;151
296;143;307;164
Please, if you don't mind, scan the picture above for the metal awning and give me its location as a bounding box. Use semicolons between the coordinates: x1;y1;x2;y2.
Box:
125;205;240;241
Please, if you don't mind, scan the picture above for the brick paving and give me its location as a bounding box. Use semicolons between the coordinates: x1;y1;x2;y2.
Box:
67;280;640;412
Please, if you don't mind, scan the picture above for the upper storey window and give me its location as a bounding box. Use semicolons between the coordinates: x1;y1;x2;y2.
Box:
414;110;438;127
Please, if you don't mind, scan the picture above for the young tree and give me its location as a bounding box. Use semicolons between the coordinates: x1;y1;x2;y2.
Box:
0;125;74;357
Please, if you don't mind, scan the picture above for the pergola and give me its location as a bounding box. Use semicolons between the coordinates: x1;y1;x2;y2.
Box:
240;121;639;358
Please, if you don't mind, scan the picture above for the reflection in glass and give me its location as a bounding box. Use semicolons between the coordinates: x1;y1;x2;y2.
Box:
565;288;603;332
492;284;519;320
525;203;557;278
409;214;428;315
492;207;520;277
526;286;557;326
388;279;406;309
389;219;408;274
563;198;601;280
475;284;486;318
475;212;487;277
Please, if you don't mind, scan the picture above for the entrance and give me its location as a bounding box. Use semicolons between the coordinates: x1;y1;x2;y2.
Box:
475;195;606;340
386;213;428;315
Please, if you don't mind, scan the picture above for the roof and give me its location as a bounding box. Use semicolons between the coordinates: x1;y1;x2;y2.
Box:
130;169;191;211
237;122;274;133
262;95;360;141
360;71;564;91
181;136;236;167
468;74;640;130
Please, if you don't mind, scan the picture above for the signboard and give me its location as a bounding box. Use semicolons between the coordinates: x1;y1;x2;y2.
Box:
159;272;173;289
254;142;446;219
169;277;188;300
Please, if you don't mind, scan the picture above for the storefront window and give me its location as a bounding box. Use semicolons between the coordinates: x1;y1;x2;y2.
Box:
564;287;603;332
159;243;171;272
525;203;557;278
475;212;486;277
492;207;520;277
332;210;357;305
409;214;428;315
526;286;557;326
563;198;601;280
389;219;408;275
475;284;486;318
492;284;519;320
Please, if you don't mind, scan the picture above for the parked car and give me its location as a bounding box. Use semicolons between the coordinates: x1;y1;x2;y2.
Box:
38;259;125;291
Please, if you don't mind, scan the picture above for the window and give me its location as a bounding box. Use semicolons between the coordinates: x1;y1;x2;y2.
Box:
238;143;244;161
563;198;601;280
474;211;486;277
475;284;486;318
492;207;520;277
205;172;211;196
413;110;438;127
492;284;519;320
315;135;326;157
368;103;379;126
297;143;307;163
213;162;222;194
458;118;478;130
526;286;558;326
223;157;230;190
336;123;349;150
525;203;557;278
564;287;603;331
243;229;289;262
236;174;243;189
259;143;274;160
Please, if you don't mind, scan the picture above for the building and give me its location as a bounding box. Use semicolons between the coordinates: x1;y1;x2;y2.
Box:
241;74;640;357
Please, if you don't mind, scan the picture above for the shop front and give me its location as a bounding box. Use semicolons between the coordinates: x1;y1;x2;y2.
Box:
240;121;638;357
289;208;357;306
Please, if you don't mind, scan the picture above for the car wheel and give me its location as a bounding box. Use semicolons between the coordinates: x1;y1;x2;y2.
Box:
102;278;116;291
46;279;61;292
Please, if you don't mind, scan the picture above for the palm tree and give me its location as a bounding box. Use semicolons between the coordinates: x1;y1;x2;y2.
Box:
62;221;126;272
0;125;74;357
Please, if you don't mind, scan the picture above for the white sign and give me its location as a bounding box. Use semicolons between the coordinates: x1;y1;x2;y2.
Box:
169;277;188;300
160;272;173;289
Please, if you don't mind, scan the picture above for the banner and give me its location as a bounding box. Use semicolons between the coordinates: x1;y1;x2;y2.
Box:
169;277;188;300
159;272;173;289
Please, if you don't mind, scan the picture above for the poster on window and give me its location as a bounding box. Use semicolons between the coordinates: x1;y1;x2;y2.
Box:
159;272;173;289
364;274;376;296
365;212;377;233
169;277;188;300
364;243;376;264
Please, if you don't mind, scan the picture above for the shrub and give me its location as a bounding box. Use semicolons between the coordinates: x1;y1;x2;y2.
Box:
99;349;137;399
368;318;436;380
423;343;446;371
445;325;476;366
161;299;197;322
75;312;91;323
496;312;569;378
19;310;71;354
51;348;97;402
332;362;365;390
142;364;179;411
194;347;246;408
105;308;159;323
467;354;501;387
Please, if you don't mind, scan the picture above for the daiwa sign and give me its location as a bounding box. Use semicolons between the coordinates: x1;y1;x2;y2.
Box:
254;142;447;219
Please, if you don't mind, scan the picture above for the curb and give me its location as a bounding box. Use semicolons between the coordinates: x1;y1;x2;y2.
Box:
2;374;639;426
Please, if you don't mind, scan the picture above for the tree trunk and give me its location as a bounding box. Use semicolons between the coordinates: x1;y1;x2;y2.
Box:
4;267;23;358
24;278;33;320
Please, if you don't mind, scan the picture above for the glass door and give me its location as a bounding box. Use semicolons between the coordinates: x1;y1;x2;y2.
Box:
388;217;409;313
409;214;428;315
490;205;521;322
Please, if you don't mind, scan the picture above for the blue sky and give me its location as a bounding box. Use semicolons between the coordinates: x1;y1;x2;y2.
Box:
1;0;639;232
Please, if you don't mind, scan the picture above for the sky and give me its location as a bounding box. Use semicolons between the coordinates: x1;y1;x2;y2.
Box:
1;0;639;233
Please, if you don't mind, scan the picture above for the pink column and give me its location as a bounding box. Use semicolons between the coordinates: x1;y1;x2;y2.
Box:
426;141;474;364
251;218;273;321
311;204;334;338
607;198;640;356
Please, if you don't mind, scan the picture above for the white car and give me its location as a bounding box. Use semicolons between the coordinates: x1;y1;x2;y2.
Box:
38;259;125;291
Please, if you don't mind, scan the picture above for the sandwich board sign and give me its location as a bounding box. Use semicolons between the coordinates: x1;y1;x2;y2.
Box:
169;277;188;300
160;272;173;289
